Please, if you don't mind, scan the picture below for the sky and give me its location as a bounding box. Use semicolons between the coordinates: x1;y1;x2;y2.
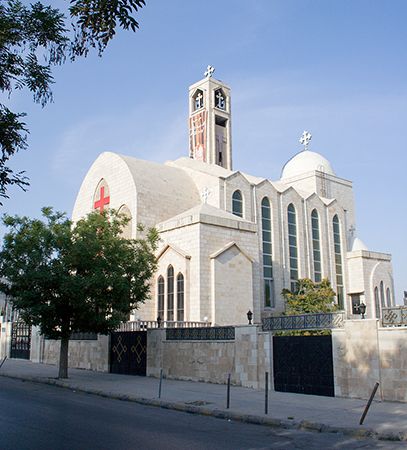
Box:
2;0;406;302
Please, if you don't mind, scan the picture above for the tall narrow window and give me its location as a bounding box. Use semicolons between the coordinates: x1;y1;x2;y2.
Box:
167;266;174;321
311;209;322;282
380;281;385;308
232;190;243;217
374;286;380;318
261;197;274;307
157;276;164;320
386;287;391;307
177;273;184;321
287;204;298;292
333;215;344;309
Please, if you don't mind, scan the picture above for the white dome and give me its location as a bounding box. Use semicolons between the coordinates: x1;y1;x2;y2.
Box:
351;237;369;252
281;151;335;180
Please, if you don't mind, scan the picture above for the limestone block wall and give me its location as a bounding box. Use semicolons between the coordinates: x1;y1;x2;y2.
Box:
40;335;109;372
147;325;271;389
0;321;11;359
332;320;407;402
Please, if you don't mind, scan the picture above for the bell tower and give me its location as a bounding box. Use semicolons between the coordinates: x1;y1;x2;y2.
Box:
188;66;232;170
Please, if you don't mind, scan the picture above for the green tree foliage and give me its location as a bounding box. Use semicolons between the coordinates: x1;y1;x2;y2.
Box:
0;207;158;378
0;0;146;203
282;278;338;315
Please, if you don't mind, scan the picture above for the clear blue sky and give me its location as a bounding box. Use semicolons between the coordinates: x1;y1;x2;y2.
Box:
3;0;406;302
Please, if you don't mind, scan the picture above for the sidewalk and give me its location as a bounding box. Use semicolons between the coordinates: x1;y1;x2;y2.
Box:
1;359;406;442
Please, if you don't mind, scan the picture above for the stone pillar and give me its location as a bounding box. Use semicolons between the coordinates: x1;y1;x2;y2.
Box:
147;328;166;377
332;319;381;400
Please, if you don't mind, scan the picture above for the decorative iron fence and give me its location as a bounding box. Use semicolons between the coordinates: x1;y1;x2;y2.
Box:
262;312;345;332
70;332;98;340
117;320;211;332
381;306;407;327
166;326;235;341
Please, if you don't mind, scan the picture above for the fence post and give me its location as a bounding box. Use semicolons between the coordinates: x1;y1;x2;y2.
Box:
226;373;231;409
158;368;163;399
360;382;379;425
265;371;269;415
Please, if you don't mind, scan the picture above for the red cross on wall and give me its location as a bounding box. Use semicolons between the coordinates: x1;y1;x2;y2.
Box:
94;186;110;213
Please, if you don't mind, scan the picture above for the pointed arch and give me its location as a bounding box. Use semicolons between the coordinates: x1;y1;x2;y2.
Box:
232;190;243;217
311;209;322;282
157;276;164;320
167;265;174;321
333;214;344;309
261;197;274;307
177;273;184;321
287;203;298;291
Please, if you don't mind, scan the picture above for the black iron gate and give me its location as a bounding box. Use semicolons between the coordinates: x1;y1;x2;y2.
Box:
10;321;31;359
110;331;147;376
273;335;334;397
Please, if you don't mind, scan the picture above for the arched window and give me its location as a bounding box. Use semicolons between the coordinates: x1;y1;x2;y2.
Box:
193;89;204;110
93;179;110;213
157;276;164;320
374;286;380;318
386;287;391;307
261;197;274;307
333;215;344;309
214;89;226;110
232;190;243;217
380;281;385;307
287;204;298;292
177;273;184;321
167;266;174;321
118;205;132;239
311;209;322;282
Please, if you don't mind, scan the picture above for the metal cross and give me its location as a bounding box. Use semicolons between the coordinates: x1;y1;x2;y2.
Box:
195;92;203;109
201;187;211;204
299;130;312;150
216;91;225;109
204;65;215;78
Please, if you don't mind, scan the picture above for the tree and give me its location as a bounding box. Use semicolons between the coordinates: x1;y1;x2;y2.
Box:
0;0;146;203
282;278;338;315
0;207;158;378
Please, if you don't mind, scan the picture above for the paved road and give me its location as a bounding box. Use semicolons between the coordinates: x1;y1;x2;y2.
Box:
0;378;404;450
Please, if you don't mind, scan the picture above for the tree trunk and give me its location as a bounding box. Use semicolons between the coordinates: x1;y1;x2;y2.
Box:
58;336;69;379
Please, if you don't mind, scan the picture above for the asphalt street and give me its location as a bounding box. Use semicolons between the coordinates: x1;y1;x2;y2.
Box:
0;378;404;450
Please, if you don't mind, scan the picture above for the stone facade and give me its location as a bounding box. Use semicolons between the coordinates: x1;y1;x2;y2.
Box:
333;320;407;402
71;73;395;326
147;325;270;389
29;328;109;372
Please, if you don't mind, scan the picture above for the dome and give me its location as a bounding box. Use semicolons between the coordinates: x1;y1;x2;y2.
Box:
351;237;369;252
281;151;335;180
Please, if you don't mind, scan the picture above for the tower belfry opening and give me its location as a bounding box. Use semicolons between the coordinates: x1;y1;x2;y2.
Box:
188;67;232;170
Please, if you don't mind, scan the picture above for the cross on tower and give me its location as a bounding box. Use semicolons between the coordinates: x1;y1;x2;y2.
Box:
94;185;110;213
201;187;211;204
216;91;225;109
299;130;312;150
195;92;203;109
349;224;356;237
204;65;215;78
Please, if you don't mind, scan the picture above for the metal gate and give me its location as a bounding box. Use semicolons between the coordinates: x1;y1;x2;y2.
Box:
273;335;334;397
10;321;31;359
110;331;147;376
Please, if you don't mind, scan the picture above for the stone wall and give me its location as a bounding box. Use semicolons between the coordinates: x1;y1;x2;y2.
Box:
332;319;407;402
147;325;271;389
33;334;109;372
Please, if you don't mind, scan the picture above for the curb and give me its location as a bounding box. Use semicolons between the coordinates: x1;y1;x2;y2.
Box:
1;372;406;442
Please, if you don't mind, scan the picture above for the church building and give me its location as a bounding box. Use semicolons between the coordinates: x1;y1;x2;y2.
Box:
72;67;394;325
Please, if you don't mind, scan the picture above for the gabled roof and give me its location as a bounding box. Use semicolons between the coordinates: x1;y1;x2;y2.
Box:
210;241;254;262
156;243;191;260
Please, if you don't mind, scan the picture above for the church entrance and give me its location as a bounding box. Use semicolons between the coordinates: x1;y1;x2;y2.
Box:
10;321;32;360
110;331;147;376
273;335;334;397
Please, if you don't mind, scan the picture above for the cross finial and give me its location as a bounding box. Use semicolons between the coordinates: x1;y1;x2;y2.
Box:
349;224;356;237
204;65;215;78
299;130;312;151
201;187;211;204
